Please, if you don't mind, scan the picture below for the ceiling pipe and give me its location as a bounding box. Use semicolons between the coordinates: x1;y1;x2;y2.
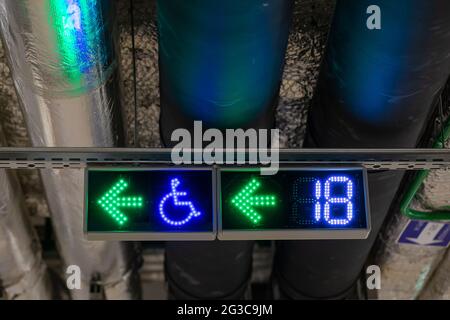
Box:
0;169;54;300
159;0;294;299
0;126;54;300
275;0;450;299
0;0;141;299
158;0;294;146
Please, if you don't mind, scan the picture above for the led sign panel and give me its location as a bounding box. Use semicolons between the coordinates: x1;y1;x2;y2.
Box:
85;168;215;240
218;168;370;240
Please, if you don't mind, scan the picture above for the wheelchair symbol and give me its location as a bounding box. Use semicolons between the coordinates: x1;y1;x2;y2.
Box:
159;178;201;226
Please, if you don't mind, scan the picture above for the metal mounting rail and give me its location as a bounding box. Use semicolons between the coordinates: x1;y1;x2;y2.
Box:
0;147;449;170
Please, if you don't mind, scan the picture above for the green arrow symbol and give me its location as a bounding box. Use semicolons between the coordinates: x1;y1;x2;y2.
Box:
97;179;143;226
231;179;277;224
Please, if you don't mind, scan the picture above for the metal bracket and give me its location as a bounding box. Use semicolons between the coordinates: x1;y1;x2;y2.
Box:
0;147;449;170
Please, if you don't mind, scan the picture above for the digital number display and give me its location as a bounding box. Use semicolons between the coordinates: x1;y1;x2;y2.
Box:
218;168;370;240
85;168;215;240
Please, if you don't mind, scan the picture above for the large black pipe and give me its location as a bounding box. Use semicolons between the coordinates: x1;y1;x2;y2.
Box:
165;241;254;299
275;0;450;299
160;0;294;299
158;0;293;146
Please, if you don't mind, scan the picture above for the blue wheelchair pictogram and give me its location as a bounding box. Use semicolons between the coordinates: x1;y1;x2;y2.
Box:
159;178;201;226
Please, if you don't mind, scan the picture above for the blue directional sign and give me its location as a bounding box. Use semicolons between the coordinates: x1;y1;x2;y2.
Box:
85;168;215;240
398;220;450;247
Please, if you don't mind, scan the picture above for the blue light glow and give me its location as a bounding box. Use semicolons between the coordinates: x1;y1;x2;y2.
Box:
295;175;354;226
158;0;293;127
326;1;428;124
158;178;202;226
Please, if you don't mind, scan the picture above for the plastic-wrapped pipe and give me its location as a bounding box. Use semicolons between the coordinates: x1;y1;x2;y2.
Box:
276;0;450;299
0;0;141;299
0;166;54;299
158;0;294;145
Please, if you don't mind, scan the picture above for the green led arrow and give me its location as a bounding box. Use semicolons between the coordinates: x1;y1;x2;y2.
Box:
97;179;143;226
231;179;277;224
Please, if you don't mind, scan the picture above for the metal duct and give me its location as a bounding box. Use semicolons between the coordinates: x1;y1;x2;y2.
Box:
0;153;54;299
275;0;450;299
376;129;450;299
0;0;141;299
420;248;450;299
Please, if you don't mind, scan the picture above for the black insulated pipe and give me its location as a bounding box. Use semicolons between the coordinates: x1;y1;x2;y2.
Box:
158;0;294;147
275;0;450;299
165;241;254;299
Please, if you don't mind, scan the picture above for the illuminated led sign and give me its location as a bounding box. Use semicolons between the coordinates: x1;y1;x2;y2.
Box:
159;178;202;226
218;168;370;240
85;167;370;241
85;168;215;240
231;179;277;225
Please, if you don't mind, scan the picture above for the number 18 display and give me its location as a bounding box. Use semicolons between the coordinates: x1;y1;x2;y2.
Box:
218;167;370;240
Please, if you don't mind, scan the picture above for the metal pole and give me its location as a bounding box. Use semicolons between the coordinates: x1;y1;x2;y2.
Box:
158;0;294;146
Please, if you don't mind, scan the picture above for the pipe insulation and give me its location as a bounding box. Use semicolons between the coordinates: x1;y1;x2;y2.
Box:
158;0;294;145
0;128;54;300
0;169;55;300
160;0;294;299
0;0;141;299
376;129;450;299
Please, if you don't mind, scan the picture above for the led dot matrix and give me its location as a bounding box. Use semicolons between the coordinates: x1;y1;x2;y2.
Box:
97;179;143;226
323;176;353;225
159;178;202;226
293;175;354;226
231;179;277;225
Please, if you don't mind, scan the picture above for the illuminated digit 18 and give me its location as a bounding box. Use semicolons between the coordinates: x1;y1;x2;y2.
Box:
323;176;353;225
295;176;354;226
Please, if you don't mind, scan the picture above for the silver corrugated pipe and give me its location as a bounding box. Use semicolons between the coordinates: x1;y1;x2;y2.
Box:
0;0;141;299
0;128;54;300
0;170;55;300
